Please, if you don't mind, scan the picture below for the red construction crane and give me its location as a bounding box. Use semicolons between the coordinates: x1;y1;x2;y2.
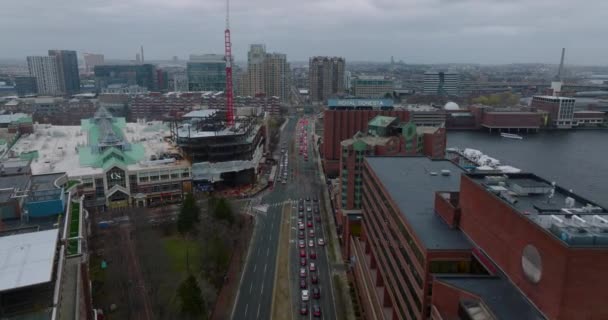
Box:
224;0;235;126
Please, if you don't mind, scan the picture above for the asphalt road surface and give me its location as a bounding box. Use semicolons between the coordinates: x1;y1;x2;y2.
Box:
232;116;299;320
232;114;337;320
288;118;337;320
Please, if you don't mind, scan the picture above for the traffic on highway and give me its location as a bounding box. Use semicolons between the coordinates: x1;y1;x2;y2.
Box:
289;117;335;319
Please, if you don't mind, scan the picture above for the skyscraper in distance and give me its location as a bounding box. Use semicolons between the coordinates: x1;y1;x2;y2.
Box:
246;44;266;96
83;53;105;73
264;53;290;101
48;50;80;95
27;56;61;95
309;56;345;102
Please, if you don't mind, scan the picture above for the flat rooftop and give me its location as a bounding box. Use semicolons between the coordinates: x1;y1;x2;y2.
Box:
9;121;183;176
437;277;545;320
469;173;608;247
0;229;59;292
365;157;472;250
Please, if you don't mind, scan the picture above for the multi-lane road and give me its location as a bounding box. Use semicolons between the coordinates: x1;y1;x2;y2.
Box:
232;114;337;320
288;118;337;319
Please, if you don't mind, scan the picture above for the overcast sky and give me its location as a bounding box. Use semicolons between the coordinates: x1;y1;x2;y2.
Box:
1;0;607;64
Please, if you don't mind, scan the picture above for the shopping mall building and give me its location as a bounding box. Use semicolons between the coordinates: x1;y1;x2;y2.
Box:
9;107;191;209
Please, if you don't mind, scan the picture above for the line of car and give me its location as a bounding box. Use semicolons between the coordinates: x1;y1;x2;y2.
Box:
280;143;289;184
297;196;324;317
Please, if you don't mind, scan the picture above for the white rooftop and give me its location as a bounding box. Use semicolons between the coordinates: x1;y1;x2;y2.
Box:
0;229;59;292
10;120;182;176
183;109;219;118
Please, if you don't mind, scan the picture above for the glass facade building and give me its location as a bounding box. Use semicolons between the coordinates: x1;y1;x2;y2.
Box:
187;54;226;92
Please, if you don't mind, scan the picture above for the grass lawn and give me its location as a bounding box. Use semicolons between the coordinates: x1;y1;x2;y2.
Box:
163;236;201;275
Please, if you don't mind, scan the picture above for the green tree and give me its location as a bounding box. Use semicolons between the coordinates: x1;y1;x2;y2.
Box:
177;274;206;319
212;197;234;225
177;193;200;235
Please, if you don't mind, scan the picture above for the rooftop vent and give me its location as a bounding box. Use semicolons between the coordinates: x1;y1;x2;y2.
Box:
441;169;451;176
429;171;438;176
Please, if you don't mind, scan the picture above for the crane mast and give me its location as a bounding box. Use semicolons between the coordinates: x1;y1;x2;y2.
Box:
224;0;235;126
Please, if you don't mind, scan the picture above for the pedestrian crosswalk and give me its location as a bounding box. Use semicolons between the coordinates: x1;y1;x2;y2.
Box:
265;199;296;208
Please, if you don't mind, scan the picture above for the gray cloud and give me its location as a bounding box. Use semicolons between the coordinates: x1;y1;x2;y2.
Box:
1;0;606;64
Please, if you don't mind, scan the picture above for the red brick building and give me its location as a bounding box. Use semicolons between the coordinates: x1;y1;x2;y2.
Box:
323;109;410;176
336;117;446;259
350;156;608;320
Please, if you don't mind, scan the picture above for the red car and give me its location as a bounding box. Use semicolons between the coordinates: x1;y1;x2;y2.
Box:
315;215;321;222
309;250;317;259
312;287;321;299
309;262;317;272
300;303;308;315
313;304;321;317
307;221;313;228
300;257;307;266
311;273;318;284
299;279;307;289
299;249;306;257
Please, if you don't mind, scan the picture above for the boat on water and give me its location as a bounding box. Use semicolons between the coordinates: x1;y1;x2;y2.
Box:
500;133;523;140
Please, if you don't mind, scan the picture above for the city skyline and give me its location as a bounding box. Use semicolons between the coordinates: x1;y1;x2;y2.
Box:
1;0;608;65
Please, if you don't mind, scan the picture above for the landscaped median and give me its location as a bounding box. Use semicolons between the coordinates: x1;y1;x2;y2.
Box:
271;203;292;320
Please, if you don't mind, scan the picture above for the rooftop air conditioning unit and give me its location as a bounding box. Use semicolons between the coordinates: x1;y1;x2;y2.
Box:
441;169;451;176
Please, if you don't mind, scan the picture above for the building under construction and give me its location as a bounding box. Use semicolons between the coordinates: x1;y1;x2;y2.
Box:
170;109;265;189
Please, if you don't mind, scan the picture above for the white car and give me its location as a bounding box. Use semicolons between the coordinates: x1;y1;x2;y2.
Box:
301;289;310;301
318;238;325;246
308;240;314;247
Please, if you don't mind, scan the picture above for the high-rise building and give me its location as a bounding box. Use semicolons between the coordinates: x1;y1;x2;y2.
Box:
309;56;345;102
423;71;460;96
26;56;61;95
246;44;267;96
94;64;158;91
264;53;290;101
83;53;104;73
14;76;38;96
238;45;290;101
48;50;80;95
187;54;226;91
352;76;393;98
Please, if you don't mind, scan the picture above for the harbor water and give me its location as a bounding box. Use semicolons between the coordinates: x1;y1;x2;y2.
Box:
447;130;608;207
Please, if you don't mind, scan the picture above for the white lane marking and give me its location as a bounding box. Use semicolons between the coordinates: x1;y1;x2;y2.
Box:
257;303;261;319
244;304;248;317
261;282;264;295
269;234;272;241
253;264;256;273
267;247;270;256
264;263;268;274
250;282;253;293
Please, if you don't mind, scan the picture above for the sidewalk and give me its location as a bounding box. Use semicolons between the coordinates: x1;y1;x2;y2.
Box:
210;218;254;320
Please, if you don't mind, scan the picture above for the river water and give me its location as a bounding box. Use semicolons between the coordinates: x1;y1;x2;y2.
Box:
447;130;608;207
